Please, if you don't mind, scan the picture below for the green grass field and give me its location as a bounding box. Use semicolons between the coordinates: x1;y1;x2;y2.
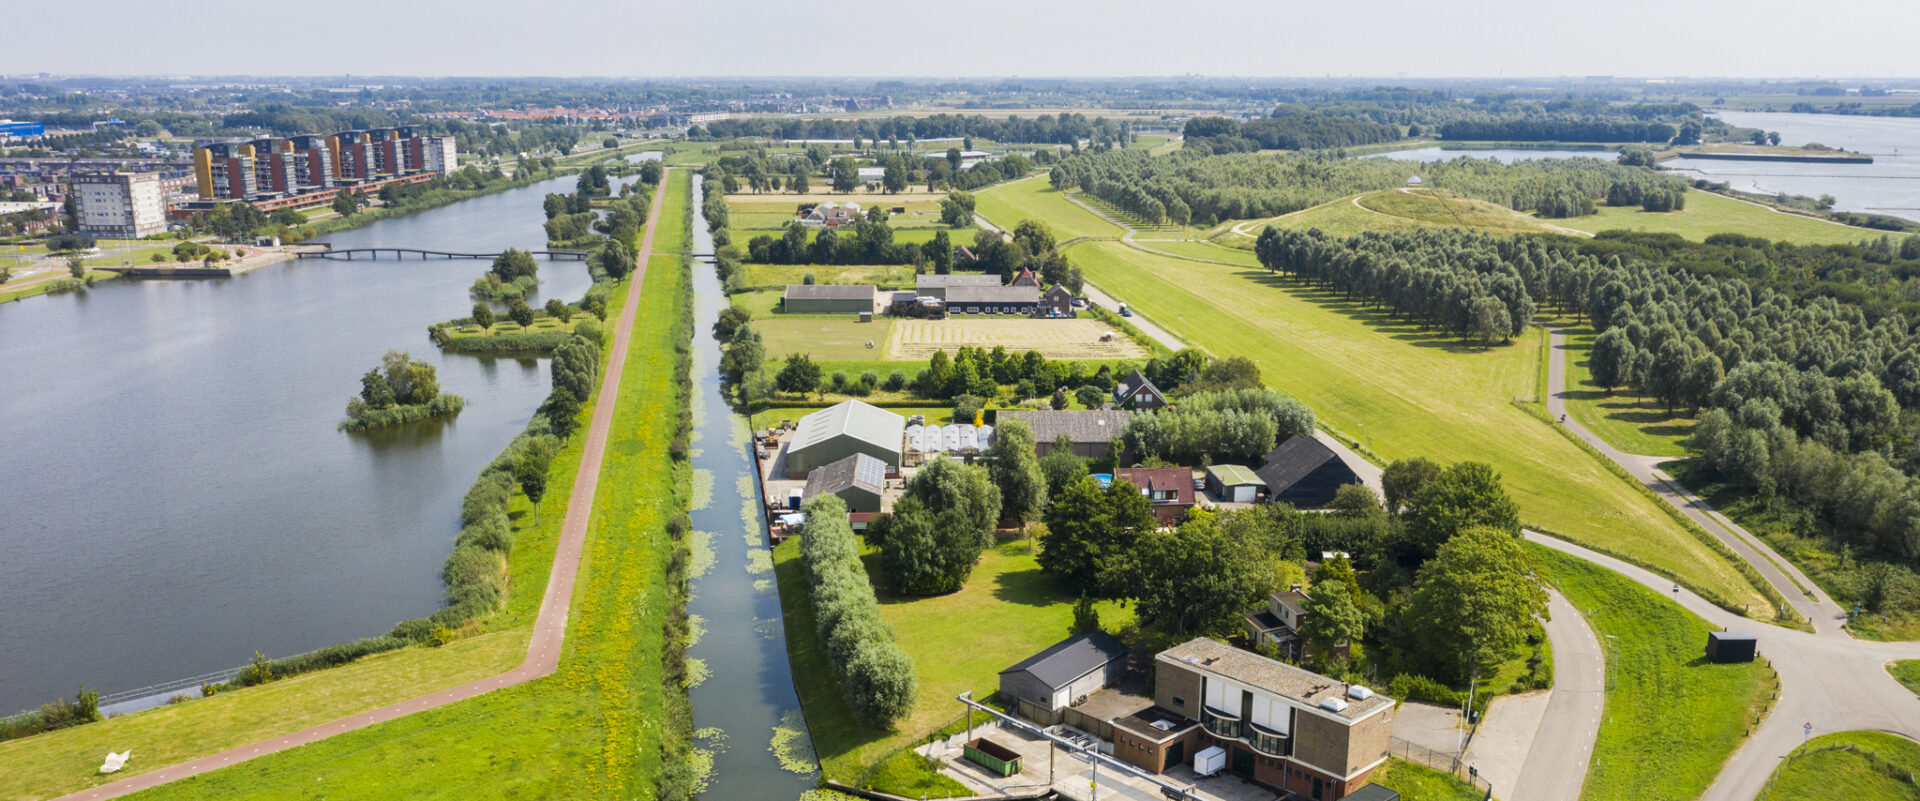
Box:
1371;758;1485;801
1531;546;1778;801
755;315;895;360
741;263;922;289
30;170;698;801
1890;662;1920;697
1565;190;1881;246
1130;239;1262;267
1361;189;1573;236
975;176;1124;241
1757;731;1920;801
773;539;1134;788
1225;194;1443;240
0;270;120;304
1558;323;1694;457
1053;240;1766;611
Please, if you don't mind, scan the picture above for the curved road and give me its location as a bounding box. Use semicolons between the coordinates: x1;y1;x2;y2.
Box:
1542;325;1846;633
52;171;675;801
1528;531;1920;801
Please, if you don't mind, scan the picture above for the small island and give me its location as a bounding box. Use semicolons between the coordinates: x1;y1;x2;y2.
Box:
340;350;465;431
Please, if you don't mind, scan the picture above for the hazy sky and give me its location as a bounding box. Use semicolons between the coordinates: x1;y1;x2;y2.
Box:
10;0;1918;79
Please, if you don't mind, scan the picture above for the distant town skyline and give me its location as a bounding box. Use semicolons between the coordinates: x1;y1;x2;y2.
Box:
9;0;1919;80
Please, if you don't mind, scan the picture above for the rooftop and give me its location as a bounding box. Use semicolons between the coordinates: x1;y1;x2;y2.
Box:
784;283;876;301
946;285;1039;304
1206;464;1263;487
1158;638;1391;722
916;273;1003;289
789;399;906;456
1256;434;1348;492
1115;466;1195;505
999;631;1130;691
999;409;1132;445
1111;704;1201;743
804;452;887;497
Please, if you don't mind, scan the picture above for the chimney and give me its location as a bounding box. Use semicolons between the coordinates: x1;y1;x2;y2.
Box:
1290;584;1303;594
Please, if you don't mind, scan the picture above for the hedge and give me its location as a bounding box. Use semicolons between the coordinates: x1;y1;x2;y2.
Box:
797;494;917;725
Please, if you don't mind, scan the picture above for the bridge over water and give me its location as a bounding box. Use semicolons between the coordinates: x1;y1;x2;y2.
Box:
297;247;590;261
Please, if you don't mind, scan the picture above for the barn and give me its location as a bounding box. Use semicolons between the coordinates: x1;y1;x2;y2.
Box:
999;631;1131;725
783;284;876;314
784;399;906;479
1257;435;1362;508
802;452;888;513
915;273;1001;300
946;285;1040;315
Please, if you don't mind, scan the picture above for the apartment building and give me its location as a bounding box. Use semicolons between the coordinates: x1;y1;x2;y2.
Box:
72;172;167;237
1111;638;1394;801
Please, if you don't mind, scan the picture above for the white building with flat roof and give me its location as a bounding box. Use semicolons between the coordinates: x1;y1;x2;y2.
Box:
425;136;458;176
72;172;166;237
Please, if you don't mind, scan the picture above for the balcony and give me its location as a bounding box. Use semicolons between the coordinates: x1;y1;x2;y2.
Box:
1248;721;1291;757
1200;705;1242;739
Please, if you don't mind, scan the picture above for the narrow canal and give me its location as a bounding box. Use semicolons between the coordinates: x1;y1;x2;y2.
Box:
683;174;819;797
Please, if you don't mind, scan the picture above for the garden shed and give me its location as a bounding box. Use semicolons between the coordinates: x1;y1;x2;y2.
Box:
1205;465;1264;503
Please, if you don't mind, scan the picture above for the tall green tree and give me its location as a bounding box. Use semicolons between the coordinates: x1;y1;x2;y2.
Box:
1118;514;1278;636
1406;525;1547;681
1040;476;1159;597
776;353;822;397
1382;457;1441;516
987;419;1047;524
872;498;981;595
1406;462;1520;556
1301;580;1365;664
905;456;1001;548
1039;434;1090;499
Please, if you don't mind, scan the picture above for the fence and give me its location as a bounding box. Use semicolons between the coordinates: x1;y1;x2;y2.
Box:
1389;737;1493;795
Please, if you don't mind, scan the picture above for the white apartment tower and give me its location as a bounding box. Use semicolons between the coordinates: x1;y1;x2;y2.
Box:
73;172;167;237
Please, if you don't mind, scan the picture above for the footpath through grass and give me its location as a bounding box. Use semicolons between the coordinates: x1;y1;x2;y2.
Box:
84;170;696;801
1757;730;1920;801
1531;545;1778;801
1052;239;1766;611
774;538;1134;788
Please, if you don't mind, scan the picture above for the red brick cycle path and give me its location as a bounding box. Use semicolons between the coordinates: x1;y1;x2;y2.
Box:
53;169;675;801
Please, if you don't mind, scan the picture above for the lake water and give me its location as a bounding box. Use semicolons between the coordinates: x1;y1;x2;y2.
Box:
1674;111;1920;222
0;174;616;716
683;174;818;797
1369;146;1623;164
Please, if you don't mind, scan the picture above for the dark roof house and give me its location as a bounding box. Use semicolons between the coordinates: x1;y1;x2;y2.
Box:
998;409;1131;460
946;284;1039;313
1113;370;1168;410
784;283;876;314
802;452;888;513
1256;435;1361;508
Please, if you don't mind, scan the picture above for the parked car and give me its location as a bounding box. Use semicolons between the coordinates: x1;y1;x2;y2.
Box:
1118;304;1132;317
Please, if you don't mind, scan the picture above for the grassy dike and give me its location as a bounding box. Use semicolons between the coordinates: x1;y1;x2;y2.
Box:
0;171;695;801
1757;730;1920;801
1530;545;1778;801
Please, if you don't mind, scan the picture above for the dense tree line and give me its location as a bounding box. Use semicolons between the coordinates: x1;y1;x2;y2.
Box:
746;216;922;266
798;494;918;725
1048;149;1687;226
1254;227;1537;343
1182;112;1402;152
1124;387;1318;464
702;112;1122;146
1439;120;1678;143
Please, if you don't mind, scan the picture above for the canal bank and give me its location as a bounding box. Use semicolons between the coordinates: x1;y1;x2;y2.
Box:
0;171;607;718
683;173;819;797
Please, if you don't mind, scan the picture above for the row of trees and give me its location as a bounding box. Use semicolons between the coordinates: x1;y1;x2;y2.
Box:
702;112;1124;146
797;495;918;725
1048;148;1686;227
1124;387;1318;463
1254;227;1535;344
1182;112;1402;152
1438;120;1681;143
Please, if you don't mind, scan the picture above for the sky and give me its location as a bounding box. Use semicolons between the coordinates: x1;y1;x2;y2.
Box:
10;0;1919;79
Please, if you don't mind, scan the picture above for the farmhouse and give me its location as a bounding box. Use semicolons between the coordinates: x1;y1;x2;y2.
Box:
1114;466;1196;526
1257;435;1362;509
800;201;861;226
945;284;1040;315
914;273;1002;300
1042;284;1075;316
783;284;875;314
998;631;1131;726
1009;267;1039;288
857;166;886;186
1243;585;1313;658
1110;638;1394;799
998;409;1131;460
784;399;905;479
1205;464;1264;503
802;452;888;514
1114;370;1168;410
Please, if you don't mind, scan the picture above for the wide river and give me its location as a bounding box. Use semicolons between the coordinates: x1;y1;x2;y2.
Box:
0;172;624;716
1674;111;1920;223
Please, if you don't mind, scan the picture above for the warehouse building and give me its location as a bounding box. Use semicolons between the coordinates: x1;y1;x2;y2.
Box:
784;399;905;478
783;284;876;314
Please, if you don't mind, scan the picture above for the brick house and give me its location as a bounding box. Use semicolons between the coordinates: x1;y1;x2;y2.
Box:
1114;466;1195;526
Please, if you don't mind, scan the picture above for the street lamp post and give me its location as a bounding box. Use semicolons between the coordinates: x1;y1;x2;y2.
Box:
1604;634;1618;690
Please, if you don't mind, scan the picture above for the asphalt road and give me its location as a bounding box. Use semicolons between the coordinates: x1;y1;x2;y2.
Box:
50;171;676;801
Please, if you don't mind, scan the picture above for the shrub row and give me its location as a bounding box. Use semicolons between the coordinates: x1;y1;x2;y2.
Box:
0;688;99;744
658;207;703;801
797;494;917;726
338;394;465;432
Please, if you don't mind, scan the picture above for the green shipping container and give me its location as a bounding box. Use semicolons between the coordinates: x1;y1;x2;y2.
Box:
963;737;1023;777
